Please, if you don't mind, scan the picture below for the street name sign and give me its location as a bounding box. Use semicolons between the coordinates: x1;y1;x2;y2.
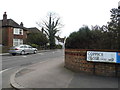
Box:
87;51;120;63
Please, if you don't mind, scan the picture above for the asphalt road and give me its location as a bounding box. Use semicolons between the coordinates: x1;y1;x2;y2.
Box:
1;49;64;89
2;49;64;70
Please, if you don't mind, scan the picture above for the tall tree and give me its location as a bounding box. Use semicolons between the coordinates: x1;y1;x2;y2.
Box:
107;8;120;49
37;12;63;49
65;25;93;49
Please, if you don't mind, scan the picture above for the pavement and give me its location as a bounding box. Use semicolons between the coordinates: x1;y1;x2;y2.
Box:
0;50;8;56
9;55;120;89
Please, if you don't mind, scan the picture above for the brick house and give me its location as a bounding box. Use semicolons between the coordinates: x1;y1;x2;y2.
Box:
0;12;28;49
27;27;42;35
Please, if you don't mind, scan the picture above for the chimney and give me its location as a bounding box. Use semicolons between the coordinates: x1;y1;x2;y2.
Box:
20;22;24;27
41;27;44;33
3;12;7;25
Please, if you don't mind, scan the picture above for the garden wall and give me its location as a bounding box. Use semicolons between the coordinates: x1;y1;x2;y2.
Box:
65;49;120;77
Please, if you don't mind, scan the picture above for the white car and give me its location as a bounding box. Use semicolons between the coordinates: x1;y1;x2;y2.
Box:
9;44;38;56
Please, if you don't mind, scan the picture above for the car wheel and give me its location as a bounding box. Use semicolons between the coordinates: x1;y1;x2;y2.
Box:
12;53;16;56
20;51;25;55
34;50;37;54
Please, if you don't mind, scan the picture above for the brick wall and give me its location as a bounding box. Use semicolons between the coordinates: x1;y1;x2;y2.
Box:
2;27;8;46
7;27;13;47
65;49;120;77
2;27;13;52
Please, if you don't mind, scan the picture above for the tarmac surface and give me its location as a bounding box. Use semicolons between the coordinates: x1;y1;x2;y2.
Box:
10;55;120;89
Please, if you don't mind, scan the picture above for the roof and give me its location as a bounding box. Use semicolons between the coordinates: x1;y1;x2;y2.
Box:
55;36;66;43
0;19;27;30
27;27;41;33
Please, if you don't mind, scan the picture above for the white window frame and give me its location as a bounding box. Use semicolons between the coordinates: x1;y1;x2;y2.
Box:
13;39;23;46
13;28;23;35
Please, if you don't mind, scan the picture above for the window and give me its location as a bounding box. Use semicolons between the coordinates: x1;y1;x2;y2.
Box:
14;28;23;35
20;46;24;48
20;39;23;44
24;46;27;48
20;29;23;35
28;46;32;48
13;39;23;46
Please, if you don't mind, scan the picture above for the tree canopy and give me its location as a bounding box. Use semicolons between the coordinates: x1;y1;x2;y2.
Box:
37;12;63;49
27;32;48;47
65;7;120;50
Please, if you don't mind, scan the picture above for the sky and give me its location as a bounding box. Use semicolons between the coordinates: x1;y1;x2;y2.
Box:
0;0;120;37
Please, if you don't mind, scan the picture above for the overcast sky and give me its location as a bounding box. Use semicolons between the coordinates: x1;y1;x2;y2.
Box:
0;0;120;37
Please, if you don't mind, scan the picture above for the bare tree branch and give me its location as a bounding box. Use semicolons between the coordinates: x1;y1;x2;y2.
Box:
36;12;63;49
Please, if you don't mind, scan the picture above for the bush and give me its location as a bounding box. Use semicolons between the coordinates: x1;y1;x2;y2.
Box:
45;44;62;49
65;25;120;50
30;44;38;48
27;33;48;47
55;44;63;49
2;46;9;53
65;26;92;49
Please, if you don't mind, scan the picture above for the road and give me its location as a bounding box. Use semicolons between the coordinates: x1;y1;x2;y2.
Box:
2;49;64;70
1;49;64;89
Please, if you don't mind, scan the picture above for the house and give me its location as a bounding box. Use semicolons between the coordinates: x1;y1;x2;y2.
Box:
26;27;43;44
27;27;41;34
55;36;66;48
0;12;28;49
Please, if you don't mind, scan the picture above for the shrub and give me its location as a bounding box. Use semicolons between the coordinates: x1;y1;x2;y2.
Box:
55;44;63;49
30;44;38;48
65;25;120;50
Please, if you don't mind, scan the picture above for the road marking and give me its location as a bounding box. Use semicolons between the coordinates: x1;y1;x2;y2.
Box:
22;56;27;57
0;68;12;74
38;53;44;55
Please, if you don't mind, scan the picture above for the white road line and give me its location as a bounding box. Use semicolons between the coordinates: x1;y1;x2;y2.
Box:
22;56;27;57
38;53;44;55
0;68;12;74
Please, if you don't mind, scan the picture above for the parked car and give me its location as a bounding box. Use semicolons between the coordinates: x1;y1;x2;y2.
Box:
9;44;38;56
